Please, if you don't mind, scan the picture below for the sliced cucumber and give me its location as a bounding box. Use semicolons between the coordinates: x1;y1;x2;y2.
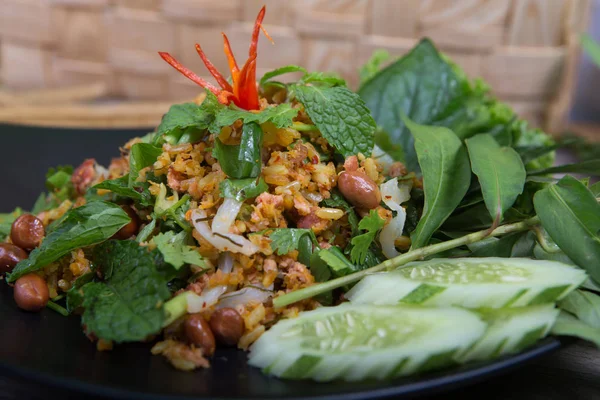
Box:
346;258;586;309
248;304;486;381
457;304;559;363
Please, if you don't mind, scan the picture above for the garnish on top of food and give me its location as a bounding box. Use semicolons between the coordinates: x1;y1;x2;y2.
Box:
1;5;600;380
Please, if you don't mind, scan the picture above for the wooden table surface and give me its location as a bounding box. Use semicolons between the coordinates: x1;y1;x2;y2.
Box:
0;341;598;400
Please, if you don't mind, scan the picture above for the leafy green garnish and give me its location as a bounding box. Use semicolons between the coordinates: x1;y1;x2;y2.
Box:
294;85;375;158
267;228;318;256
153;231;207;270
93;175;153;206
299;72;346;87
154;184;191;231
0;208;22;241
404;117;471;249
214;104;298;130
466;133;526;224
220;178;268;202
213;122;263;179
260;65;308;87
82;240;172;342
350;210;385;264
8;202;131;282
528;160;600;176
129;143;162;186
319;246;360;277
359;49;390;85
534;176;600;283
65;272;94;313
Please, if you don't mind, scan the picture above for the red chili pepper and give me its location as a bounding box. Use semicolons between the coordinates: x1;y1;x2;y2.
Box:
159;6;269;111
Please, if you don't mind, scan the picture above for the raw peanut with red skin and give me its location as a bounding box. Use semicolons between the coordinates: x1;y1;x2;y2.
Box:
14;273;49;312
72;158;97;195
210;308;245;346
11;214;45;251
184;314;216;356
0;243;27;273
337;171;382;210
111;205;140;240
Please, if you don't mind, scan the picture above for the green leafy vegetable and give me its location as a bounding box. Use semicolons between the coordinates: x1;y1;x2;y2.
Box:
213;122;263;179
267;228;317;256
559;290;600;329
82;240;172;342
0;208;22;241
533;176;600;283
551;311;600;347
350;210;385;264
153;231;206;270
93;175;153;206
294;85;376;158
8;201;131;282
528;160;600;176
359;49;390;85
129;143;162;186
319;246;360;277
299;72;346;87
220;178;268;202
65;272;94;313
466;133;526;224
404;117;471;248
214;104;298;131
260;65;307;87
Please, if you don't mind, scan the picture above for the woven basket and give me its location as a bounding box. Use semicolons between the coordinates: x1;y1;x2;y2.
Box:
0;0;591;131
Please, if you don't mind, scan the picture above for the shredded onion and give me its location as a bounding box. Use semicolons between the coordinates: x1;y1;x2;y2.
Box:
191;209;259;256
186;286;228;313
212;198;242;234
216;286;272;309
379;178;411;259
218;252;234;274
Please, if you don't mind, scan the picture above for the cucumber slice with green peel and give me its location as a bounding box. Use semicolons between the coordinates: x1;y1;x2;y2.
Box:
457;304;560;363
346;258;587;309
248;304;486;381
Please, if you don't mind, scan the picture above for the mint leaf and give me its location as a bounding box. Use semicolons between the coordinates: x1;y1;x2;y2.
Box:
65;272;94;313
299;72;346;87
319;246;359;277
129;143;162;187
295;85;375;158
0;208;23;241
267;228;317;256
8;201;131;282
153;231;207;270
94;175;153;206
213;122;263;179
350;210;385;264
214;103;298;132
260;65;307;87
220;178;268;202
82;240;172;342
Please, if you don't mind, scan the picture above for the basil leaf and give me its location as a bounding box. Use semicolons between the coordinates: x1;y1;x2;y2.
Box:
82;240;172;342
94;175;153;206
129;143;162;186
214;103;298;131
533;176;600;283
559;290;600;329
295;85;375;158
220;178;268;202
528;159;600;176
8;201;131;282
466;133;526;224
213;122;263;179
260;65;307;87
404;117;471;248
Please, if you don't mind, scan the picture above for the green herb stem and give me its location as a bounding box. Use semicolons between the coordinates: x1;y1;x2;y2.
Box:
273;216;540;308
292;122;317;132
46;300;69;317
162;292;188;327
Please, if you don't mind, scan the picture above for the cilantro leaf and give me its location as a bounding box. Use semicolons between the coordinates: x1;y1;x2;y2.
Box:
260;65;307;87
213;122;263;179
82;240;172;342
0;208;23;241
321;191;359;236
220;178;268;202
350;210;386;264
214;104;298;131
294;85;375;158
8;202;131;282
267;228;318;256
319;246;359;277
94;175;153;206
153;231;207;270
129;143;162;186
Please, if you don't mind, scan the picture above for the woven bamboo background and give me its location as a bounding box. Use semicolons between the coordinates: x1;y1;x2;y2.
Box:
0;0;592;131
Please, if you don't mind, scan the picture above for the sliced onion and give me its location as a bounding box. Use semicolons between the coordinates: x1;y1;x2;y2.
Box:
192;209;259;256
379;178;411;259
218;252;234;274
371;145;395;173
216;287;272;309
186;286;228;313
212;198;242;234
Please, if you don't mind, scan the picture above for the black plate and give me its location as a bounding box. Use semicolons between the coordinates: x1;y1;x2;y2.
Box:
0;124;562;399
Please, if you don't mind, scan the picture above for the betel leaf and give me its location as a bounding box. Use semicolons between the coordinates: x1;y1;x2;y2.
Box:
533;176;600;283
294;85;375;158
82;240;172;342
0;208;23;241
213;122;263;179
214;103;298;132
153;231;207;270
220;178;268;202
267;228;317;256
8;202;131;282
559;290;600;329
260;65;307;87
404;117;471;248
129;143;162;186
94;175;153;206
350;210;385;264
551;311;600;347
528;159;600;176
465;133;526;224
